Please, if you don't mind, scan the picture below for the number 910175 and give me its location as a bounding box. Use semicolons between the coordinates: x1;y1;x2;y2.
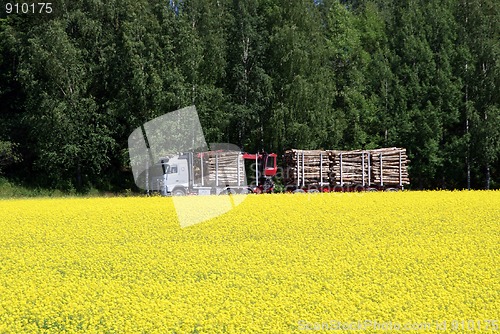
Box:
5;3;53;14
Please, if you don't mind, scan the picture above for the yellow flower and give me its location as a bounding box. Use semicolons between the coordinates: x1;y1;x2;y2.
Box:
0;191;498;332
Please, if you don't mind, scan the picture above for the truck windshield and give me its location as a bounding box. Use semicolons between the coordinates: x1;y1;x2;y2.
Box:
161;164;170;174
266;156;274;168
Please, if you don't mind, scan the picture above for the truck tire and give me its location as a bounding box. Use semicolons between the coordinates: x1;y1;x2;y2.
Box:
239;187;254;194
293;189;306;194
219;188;237;195
172;188;186;196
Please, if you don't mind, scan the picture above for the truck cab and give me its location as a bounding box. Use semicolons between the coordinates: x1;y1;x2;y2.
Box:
160;156;190;195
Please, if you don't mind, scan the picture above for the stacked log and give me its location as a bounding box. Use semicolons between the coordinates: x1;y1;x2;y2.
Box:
328;150;370;185
369;147;410;185
283;149;330;186
204;151;246;186
284;147;410;187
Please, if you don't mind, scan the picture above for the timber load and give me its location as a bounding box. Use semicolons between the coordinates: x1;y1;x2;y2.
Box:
283;147;410;188
368;147;410;186
201;151;246;186
283;149;330;187
328;150;370;185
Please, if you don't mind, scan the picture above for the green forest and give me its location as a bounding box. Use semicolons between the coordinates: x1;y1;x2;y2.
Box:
0;0;499;192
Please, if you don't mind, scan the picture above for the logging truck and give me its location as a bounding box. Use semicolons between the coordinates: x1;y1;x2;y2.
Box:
146;147;409;195
147;150;277;196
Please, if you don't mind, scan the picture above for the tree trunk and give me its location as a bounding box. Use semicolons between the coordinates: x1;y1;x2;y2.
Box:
485;163;490;190
76;160;82;190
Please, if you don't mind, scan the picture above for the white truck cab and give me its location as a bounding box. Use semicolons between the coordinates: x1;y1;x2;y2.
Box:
161;155;189;195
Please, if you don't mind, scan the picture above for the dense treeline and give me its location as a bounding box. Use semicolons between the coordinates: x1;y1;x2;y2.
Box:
0;0;498;191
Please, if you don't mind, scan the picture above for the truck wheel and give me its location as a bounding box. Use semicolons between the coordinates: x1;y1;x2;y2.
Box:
293;189;306;194
172;188;186;196
219;188;237;195
385;188;398;192
239;187;253;194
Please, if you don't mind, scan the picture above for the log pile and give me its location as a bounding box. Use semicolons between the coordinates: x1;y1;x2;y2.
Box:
204;151;246;186
283;149;330;186
369;147;410;185
328;150;370;185
283;147;410;187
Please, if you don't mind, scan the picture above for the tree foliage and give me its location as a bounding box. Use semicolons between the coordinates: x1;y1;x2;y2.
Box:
0;0;498;190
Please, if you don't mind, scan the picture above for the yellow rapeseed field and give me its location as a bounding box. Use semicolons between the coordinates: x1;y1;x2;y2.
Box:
0;191;499;333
